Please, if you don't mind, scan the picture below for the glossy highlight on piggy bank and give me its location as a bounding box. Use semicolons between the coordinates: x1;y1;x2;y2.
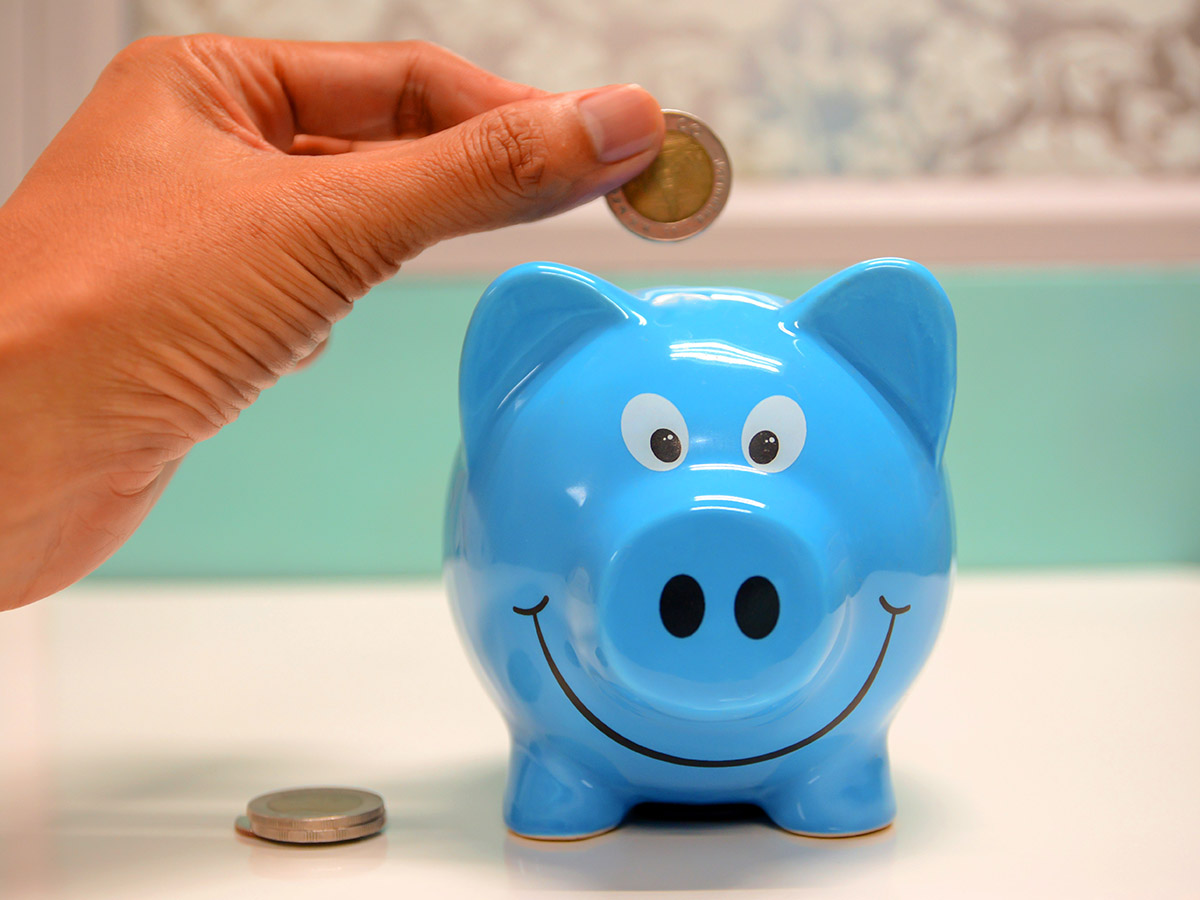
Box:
444;259;956;839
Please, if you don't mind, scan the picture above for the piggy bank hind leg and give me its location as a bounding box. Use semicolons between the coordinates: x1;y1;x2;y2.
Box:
760;738;896;837
504;740;632;840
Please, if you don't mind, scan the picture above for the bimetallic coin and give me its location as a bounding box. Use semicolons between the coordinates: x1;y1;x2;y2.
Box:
606;110;731;242
239;787;386;844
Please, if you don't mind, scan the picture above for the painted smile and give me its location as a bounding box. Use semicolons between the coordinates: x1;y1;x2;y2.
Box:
513;593;909;768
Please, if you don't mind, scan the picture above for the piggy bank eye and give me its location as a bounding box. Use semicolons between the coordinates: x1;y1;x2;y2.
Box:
742;395;806;472
622;393;689;471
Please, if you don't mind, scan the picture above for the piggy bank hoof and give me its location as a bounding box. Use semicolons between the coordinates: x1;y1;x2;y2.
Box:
778;821;893;839
761;745;896;837
505;742;629;840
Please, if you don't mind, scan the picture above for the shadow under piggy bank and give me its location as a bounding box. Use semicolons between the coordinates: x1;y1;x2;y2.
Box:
500;770;952;892
371;756;954;891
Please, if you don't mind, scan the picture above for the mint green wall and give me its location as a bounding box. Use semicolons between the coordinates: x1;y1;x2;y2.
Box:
92;266;1199;578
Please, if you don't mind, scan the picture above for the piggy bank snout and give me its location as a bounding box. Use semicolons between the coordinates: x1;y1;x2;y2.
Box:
597;508;844;721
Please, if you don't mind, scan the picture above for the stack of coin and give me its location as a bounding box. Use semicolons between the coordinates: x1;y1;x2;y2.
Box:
606;109;731;242
236;787;386;844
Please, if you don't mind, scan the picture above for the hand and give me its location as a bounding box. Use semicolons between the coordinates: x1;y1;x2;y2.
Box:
0;36;663;609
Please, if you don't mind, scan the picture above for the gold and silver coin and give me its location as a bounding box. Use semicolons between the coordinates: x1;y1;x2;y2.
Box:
606;109;731;242
236;787;386;844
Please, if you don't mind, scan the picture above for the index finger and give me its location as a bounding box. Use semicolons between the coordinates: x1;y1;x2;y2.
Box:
177;36;546;149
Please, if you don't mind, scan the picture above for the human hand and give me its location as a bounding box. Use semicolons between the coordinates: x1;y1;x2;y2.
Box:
0;36;663;608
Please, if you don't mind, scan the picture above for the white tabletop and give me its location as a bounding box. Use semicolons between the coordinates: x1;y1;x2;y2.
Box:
2;570;1198;899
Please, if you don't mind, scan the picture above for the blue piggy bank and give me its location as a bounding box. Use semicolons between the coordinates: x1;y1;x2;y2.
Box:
445;259;955;839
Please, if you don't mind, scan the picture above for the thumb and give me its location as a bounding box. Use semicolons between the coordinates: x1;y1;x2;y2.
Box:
331;84;664;258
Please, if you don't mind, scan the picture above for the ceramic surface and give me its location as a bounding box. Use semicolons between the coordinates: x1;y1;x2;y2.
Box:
444;259;956;839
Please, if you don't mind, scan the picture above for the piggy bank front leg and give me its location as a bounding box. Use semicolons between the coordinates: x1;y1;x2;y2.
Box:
760;737;895;837
504;740;632;840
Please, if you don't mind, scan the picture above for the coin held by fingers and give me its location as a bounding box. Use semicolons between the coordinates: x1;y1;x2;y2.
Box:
606;110;732;242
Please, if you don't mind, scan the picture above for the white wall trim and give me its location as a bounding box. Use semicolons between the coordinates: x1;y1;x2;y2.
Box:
406;178;1200;273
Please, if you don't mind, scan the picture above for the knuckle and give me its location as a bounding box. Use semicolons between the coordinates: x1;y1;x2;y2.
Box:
398;39;463;71
112;35;170;63
107;33;232;79
399;39;440;58
169;33;238;67
175;32;232;52
474;108;552;199
106;35;180;74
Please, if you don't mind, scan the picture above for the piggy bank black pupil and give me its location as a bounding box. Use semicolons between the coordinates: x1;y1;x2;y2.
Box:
650;428;681;463
749;430;779;465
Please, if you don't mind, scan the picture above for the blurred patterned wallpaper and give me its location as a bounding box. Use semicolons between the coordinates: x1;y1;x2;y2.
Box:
136;0;1200;177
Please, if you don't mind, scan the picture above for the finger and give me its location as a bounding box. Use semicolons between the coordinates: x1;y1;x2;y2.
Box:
319;84;664;259
179;36;545;149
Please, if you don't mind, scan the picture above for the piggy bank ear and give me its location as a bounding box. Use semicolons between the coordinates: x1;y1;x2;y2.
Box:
459;262;637;457
789;258;956;464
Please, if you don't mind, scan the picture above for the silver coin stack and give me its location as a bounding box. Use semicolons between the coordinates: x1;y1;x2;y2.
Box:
236;787;386;844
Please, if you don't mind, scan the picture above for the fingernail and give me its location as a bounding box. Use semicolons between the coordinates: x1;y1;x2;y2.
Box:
578;85;660;163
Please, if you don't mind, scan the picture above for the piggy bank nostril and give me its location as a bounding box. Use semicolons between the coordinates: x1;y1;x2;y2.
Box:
659;575;705;638
735;576;780;639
